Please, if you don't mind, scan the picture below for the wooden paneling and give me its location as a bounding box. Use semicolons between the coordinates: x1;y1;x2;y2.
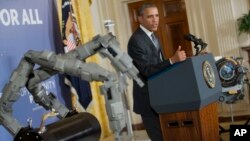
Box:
162;0;185;18
127;1;146;32
159;102;219;141
157;0;192;57
128;0;193;58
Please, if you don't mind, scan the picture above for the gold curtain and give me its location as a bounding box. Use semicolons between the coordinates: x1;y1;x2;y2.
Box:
56;0;112;139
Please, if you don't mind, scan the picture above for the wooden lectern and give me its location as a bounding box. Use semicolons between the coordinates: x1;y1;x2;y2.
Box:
148;53;222;141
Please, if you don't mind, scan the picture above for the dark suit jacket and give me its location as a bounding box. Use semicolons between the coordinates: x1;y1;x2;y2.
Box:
128;27;172;116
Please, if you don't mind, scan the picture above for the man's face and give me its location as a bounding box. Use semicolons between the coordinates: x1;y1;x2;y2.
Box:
138;7;159;32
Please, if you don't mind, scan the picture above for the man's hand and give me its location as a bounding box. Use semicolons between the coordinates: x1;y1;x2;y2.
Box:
170;46;186;64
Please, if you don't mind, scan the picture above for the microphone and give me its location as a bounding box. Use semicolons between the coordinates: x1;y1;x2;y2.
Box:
183;33;196;42
183;33;207;56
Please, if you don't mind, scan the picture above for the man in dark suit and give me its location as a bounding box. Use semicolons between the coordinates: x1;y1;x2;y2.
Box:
127;2;187;141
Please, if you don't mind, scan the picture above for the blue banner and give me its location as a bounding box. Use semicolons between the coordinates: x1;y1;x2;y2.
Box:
0;0;63;140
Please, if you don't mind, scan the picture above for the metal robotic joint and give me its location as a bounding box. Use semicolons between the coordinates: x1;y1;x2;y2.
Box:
0;33;144;140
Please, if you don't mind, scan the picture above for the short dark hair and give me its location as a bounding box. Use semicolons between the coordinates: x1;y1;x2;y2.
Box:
137;3;157;16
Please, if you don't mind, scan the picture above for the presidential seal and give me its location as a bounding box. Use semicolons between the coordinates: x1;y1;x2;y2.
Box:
202;61;216;88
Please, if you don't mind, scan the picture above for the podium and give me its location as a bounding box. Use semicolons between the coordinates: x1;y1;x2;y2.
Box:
148;53;222;141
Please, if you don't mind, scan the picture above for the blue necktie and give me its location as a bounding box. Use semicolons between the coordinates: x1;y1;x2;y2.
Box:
151;33;163;61
151;33;160;50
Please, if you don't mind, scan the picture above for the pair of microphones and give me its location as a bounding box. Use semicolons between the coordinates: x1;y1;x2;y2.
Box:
183;33;207;56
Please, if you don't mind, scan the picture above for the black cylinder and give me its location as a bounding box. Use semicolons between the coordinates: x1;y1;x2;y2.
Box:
42;112;101;141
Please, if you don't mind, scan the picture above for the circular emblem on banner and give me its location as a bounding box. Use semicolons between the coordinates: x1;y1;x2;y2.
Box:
202;61;216;88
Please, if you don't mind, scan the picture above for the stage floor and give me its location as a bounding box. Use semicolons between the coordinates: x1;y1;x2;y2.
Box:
102;120;247;141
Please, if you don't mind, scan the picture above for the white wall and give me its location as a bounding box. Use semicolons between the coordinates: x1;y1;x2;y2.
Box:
186;0;249;57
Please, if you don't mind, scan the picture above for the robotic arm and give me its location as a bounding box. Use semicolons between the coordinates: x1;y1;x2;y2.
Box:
0;58;34;135
0;33;144;141
66;33;144;87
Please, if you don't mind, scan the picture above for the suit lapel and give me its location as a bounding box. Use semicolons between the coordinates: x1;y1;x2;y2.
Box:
137;28;165;60
137;28;158;53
